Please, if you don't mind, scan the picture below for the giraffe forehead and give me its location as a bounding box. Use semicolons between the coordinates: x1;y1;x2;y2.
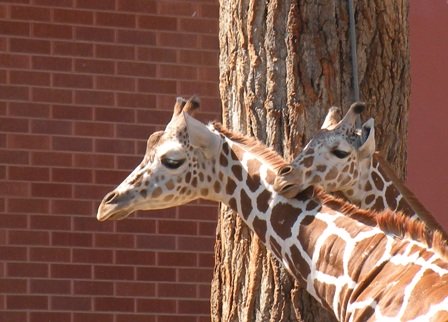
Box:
156;139;185;157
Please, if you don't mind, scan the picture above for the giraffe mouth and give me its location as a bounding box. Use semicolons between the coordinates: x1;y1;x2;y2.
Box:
97;203;132;222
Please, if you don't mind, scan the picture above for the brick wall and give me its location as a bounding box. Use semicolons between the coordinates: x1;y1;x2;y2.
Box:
0;1;220;321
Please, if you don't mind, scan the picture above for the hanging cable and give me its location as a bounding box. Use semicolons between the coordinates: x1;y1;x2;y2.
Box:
348;0;360;102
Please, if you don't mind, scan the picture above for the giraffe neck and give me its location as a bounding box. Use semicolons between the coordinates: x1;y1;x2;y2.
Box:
213;132;448;321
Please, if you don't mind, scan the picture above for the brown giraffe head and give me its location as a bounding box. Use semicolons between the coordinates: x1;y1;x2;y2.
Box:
97;96;222;221
274;102;375;198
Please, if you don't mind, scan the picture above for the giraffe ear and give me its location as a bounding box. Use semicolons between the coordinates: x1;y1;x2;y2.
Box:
183;112;221;159
358;118;375;159
321;106;341;130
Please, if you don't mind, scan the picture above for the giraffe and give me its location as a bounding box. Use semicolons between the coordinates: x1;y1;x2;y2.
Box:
97;97;448;321
273;102;447;236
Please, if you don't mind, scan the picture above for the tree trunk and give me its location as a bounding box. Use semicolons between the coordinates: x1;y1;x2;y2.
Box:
211;1;409;321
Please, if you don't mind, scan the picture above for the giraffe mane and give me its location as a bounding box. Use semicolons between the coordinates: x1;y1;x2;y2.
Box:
211;122;288;171
373;152;447;235
315;187;448;259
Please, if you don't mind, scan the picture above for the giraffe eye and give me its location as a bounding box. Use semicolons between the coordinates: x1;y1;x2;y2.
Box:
331;149;350;159
161;157;186;169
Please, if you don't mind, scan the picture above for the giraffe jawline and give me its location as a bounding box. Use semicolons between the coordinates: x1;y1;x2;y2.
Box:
97;206;132;222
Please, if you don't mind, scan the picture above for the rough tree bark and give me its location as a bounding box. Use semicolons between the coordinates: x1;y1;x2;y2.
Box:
211;1;409;321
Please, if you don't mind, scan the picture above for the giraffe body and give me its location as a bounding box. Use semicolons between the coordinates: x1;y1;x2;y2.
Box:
97;97;448;321
274;103;446;236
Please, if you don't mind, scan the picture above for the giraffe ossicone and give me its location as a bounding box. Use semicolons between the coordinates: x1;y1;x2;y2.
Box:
97;97;448;321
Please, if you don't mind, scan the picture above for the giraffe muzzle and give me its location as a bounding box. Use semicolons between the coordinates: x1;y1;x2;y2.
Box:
97;191;134;222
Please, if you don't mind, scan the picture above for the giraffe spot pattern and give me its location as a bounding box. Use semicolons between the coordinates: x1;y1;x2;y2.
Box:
257;190;271;213
385;184;399;210
253;216;267;243
325;167;338;180
240;189;252;219
271;202;301;240
231;165;243;181
371;170;384;191
226;178;237;195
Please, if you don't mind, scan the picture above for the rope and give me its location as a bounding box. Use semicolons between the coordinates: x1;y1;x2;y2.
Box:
348;0;360;102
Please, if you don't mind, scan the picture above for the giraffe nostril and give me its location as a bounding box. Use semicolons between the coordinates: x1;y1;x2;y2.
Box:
278;165;293;176
104;192;119;204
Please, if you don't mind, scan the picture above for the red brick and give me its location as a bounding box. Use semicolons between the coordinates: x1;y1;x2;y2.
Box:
9;229;49;245
0;246;27;261
30;312;72;322
30;214;71;230
201;3;219;18
159;64;197;80
52;136;93;152
158;32;199;49
73;217;114;233
9;101;50;118
10;70;50;86
74;153;115;169
0;53;30;68
116;218;156;234
198;284;211;298
197;66;219;82
31;119;72;135
178;204;218;221
136;298;176;313
96;44;135;60
0;85;29;100
7;262;48;278
117;30;156;46
136;267;176;282
0;312;27;322
179;49;217;66
53;104;93;120
52;231;93;247
8;133;49;151
180;81;218;97
33;0;73;7
0;278;27;293
138;15;177;31
0;182;29;197
53;41;94;56
94;169;129;185
7;295;48;310
158;251;197;267
74;184;111;200
94;106;135;123
116;155;142;170
30;278;71;294
11;5;51;21
117;0;156;14
137;47;177;63
0;214;27;229
136;109;172;124
94;265;135;280
52;168;92;183
73;313;114;322
200;34;219;50
31;151;72;167
32;87;72;103
32;55;72;71
0;21;30;36
77;0;115;10
180;18;218;34
158;316;197;322
116;124;154;140
115;250;155;266
117;92;156;108
72;248;113;264
51;296;91;311
74;121;114;137
159;220;197;236
10;37;51;54
53;73;93;89
158;1;198;16
74;280;114;295
54;8;94;25
95;233;135;249
75;26;115;42
116;61;156;77
51;263;92;279
33;22;72;39
178;299;210;315
94;297;134;312
138;79;177;94
115;281;156;297
96;75;136;91
95;138;135;154
97;12;135;28
0;117;29;132
75;58;115;75
31;182;72;198
158;283;196;298
178;268;212;283
9;165;50;181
